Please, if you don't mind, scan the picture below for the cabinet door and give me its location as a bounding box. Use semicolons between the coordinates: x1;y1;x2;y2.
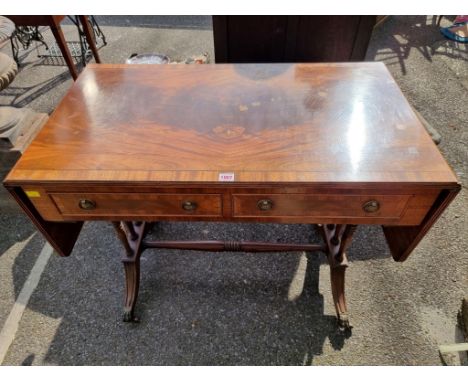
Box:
213;16;376;63
213;15;288;63
285;16;375;62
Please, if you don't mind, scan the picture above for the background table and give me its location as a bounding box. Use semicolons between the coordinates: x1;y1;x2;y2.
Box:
6;15;101;80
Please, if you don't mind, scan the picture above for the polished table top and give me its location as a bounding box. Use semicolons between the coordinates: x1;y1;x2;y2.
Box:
6;63;458;186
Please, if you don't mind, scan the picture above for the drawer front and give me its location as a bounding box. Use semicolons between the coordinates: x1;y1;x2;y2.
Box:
50;193;222;217
232;194;411;219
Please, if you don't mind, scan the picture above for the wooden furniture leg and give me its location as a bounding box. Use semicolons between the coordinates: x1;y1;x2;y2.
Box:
78;16;101;63
49;20;78;80
111;220;358;328
321;224;358;329
122;254;141;322
330;265;348;327
112;221;146;322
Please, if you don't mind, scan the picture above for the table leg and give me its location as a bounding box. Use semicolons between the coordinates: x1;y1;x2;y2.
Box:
112;221;356;327
112;221;146;322
321;224;358;329
122;254;141;322
49;22;78;80
78;16;101;63
330;265;348;328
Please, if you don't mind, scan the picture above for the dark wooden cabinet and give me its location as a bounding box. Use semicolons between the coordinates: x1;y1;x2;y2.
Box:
213;16;376;63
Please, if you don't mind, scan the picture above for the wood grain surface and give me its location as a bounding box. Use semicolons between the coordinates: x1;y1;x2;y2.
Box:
5;63;458;185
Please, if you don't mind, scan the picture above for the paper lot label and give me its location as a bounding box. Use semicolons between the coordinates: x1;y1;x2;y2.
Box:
219;173;235;182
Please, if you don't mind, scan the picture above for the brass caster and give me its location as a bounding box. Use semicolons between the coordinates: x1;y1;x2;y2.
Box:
123;311;140;323
337;314;352;331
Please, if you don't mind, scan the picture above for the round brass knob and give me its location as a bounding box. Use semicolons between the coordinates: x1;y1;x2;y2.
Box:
362;200;380;213
182;201;198;211
257;199;274;211
78;199;96;210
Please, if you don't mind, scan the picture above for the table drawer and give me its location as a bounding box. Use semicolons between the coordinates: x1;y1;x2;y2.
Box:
50;193;222;217
232;194;411;219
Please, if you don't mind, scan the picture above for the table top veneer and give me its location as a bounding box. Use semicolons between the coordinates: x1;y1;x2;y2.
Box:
5;63;458;186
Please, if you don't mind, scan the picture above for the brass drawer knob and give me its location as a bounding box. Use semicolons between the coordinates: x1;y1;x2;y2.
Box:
78;199;96;210
257;199;274;211
182;201;198;211
362;200;380;213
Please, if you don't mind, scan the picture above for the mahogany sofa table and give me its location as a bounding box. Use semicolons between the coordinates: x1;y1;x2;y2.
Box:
4;63;460;328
